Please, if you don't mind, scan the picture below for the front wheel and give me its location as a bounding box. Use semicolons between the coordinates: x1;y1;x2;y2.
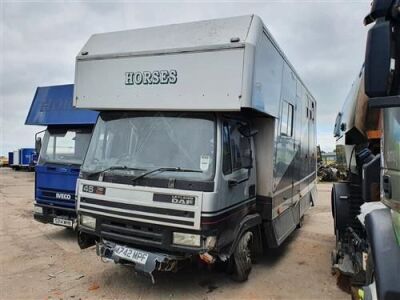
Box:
231;231;253;282
77;231;96;249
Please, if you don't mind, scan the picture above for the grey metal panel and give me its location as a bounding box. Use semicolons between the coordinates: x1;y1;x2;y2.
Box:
74;49;244;111
78;15;253;60
250;32;284;118
74;15;317;117
253;117;275;197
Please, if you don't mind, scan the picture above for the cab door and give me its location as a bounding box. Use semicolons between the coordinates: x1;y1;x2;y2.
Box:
219;118;256;211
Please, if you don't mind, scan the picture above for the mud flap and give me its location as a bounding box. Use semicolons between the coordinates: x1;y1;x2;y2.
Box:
227;213;262;256
310;184;317;207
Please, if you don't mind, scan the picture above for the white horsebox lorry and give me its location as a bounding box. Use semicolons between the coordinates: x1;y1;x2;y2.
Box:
74;15;317;282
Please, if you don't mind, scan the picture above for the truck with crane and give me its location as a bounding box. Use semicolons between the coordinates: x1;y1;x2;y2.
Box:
331;1;400;299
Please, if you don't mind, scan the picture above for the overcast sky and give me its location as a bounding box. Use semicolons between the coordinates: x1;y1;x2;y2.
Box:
0;0;371;156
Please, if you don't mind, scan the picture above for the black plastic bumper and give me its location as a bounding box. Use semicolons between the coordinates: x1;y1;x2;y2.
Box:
34;203;76;228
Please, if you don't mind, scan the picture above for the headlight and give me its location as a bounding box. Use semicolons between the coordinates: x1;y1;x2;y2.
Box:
80;215;96;229
34;205;43;214
172;232;201;247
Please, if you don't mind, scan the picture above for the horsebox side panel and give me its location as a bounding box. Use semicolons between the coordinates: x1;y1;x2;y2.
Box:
250;31;284;118
254;117;275;219
74;48;245;111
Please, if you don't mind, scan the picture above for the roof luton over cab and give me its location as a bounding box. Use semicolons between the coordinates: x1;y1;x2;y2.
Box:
74;15;317;282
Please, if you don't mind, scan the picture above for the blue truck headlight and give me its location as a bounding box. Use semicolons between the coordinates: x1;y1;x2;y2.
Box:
34;205;43;214
80;215;96;229
172;232;201;247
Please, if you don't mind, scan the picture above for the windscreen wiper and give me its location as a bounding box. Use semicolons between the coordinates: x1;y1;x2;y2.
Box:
87;166;147;179
131;167;202;185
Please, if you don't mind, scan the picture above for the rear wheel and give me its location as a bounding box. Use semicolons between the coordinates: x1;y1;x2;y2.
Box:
231;231;253;282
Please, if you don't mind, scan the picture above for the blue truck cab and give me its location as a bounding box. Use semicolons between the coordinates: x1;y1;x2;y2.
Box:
25;84;98;228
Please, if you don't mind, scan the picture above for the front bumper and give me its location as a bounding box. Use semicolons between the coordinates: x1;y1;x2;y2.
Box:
96;239;189;276
34;203;77;228
78;212;216;254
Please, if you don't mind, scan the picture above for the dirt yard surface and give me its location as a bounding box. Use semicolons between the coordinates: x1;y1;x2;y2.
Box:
0;168;348;299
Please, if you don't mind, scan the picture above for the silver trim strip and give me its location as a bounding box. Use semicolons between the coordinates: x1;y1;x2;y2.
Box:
80;202;194;222
201;197;256;217
273;171;316;197
79;209;196;229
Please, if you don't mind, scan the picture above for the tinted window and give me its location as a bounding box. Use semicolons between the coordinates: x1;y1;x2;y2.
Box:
222;123;232;174
222;120;251;174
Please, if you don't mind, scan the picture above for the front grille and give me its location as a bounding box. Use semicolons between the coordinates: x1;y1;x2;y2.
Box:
79;196;198;229
37;188;76;209
38;188;75;202
100;219;164;246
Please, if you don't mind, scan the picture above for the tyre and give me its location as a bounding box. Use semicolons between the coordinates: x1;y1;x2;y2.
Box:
297;215;305;229
231;231;253;282
77;231;96;249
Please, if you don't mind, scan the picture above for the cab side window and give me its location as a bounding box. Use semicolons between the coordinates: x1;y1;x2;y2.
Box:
222;120;251;175
222;123;232;174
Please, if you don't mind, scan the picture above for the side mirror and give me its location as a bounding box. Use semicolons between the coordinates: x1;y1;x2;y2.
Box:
333;112;342;137
364;0;393;25
240;137;253;169
364;20;391;98
35;137;42;154
238;125;258;137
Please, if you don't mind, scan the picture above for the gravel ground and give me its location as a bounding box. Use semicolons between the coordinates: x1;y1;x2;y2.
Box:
0;167;348;299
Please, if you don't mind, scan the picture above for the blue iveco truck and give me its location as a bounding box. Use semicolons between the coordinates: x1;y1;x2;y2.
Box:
25;84;98;228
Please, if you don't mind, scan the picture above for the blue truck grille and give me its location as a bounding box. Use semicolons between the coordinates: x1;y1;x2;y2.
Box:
37;188;76;208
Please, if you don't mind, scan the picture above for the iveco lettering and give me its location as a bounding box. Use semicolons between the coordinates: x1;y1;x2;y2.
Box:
73;15;317;282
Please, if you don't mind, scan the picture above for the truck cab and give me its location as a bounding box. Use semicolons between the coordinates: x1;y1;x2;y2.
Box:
25;84;98;228
74;15;317;282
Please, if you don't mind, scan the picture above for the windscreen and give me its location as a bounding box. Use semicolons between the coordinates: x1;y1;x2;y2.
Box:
39;128;92;165
81;112;216;181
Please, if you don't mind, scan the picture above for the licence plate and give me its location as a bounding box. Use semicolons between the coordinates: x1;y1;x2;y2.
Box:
53;218;73;227
114;245;149;265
